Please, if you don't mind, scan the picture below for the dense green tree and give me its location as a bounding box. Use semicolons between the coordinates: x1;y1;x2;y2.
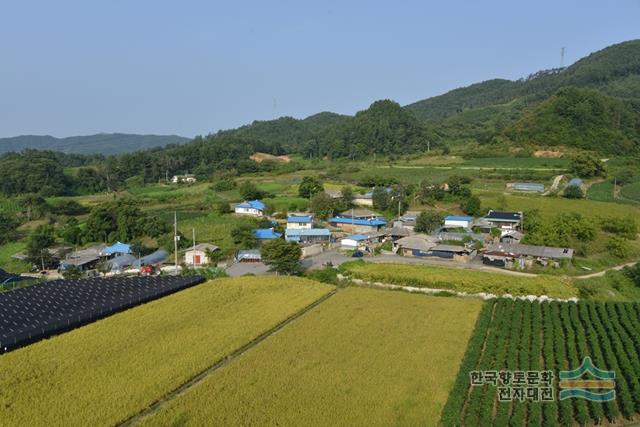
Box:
601;216;638;239
569;154;607;178
83;201;168;243
563;185;584;199
230;223;257;248
238;181;264;201
261;239;303;275
414;211;444;233
298;176;324;199
26;224;56;269
310;192;335;220
19;194;49;221
0;212;19;244
461;195;482;216
607;236;630;258
372;187;391;211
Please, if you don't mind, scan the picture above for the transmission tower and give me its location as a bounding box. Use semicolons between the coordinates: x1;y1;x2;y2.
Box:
560;47;565;68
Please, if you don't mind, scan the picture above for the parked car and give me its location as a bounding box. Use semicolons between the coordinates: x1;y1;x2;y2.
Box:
351;251;364;258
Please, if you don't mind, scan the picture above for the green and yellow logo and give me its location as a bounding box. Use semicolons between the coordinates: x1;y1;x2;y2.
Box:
559;357;616;402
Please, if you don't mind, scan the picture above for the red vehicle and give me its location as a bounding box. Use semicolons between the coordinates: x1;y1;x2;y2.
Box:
140;265;155;276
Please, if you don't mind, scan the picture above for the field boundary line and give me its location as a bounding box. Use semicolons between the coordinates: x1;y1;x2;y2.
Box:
117;288;338;427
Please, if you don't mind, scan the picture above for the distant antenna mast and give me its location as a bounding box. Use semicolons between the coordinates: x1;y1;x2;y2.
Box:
560;47;566;68
273;98;277;118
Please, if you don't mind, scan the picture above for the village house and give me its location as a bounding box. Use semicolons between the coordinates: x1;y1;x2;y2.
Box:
254;228;283;241
328;217;387;234
340;234;370;250
59;246;105;271
484;210;523;231
499;230;524;244
171;174;197;184
234;200;265;217
184;243;219;266
423;244;476;263
397;213;418;231
286;215;313;229
393;234;438;257
284;228;331;244
339;208;381;220
444;215;474;229
101;241;132;257
482;243;574;268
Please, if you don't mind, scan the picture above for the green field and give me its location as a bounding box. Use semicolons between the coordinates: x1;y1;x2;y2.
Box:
478;190;640;220
343;262;578;299
0;277;333;426
442;299;640;426
136;287;483;426
620;181;640;202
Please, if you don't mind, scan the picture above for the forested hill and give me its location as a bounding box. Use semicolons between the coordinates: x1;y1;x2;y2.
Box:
0;133;191;156
405;39;640;122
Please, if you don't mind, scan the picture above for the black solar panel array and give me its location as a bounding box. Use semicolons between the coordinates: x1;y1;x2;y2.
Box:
0;275;205;353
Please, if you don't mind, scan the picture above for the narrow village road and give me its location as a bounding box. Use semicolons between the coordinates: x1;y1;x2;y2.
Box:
574;260;638;280
543;174;564;195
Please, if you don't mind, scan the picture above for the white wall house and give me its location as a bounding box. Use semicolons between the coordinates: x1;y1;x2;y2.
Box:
234;200;265;217
444;216;474;229
286;215;313;229
184;243;219;266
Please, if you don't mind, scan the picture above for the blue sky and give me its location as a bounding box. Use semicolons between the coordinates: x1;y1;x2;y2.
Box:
1;0;638;138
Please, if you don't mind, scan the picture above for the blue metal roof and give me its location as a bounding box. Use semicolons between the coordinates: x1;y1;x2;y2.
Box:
328;217;387;226
285;228;331;236
344;234;369;241
445;215;474;221
254;228;283;239
102;241;132;255
235;200;265;211
287;215;312;223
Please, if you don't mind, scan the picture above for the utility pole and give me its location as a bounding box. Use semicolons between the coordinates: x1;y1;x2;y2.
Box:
427;140;430;153
174;211;179;275
613;177;617;199
398;200;401;219
560;47;565;68
192;228;196;266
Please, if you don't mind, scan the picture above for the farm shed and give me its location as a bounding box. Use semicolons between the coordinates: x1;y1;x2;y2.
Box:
568;178;583;187
424;245;476;263
340;234;370;249
235;250;262;263
184;243;219;266
60;246;105;271
510;182;545;192
107;254;137;273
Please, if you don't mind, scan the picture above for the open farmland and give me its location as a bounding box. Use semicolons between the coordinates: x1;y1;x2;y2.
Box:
0;277;333;427
136;287;483;426
343;262;578;299
442;300;640;426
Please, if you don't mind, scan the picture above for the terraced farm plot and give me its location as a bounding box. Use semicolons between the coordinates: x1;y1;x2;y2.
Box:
0;277;333;427
442;300;640;426
136;287;483;426
343;262;577;299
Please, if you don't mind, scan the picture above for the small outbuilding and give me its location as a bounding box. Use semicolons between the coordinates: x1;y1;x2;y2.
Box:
444;215;474;229
184;243;220;266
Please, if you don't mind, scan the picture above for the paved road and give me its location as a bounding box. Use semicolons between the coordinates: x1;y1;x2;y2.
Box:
225;262;272;277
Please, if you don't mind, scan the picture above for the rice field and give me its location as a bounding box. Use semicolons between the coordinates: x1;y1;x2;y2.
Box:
135;287;483;426
0;277;333;427
343;262;578;299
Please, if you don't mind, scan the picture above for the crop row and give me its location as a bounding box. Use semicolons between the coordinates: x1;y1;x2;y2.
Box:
441;301;640;426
